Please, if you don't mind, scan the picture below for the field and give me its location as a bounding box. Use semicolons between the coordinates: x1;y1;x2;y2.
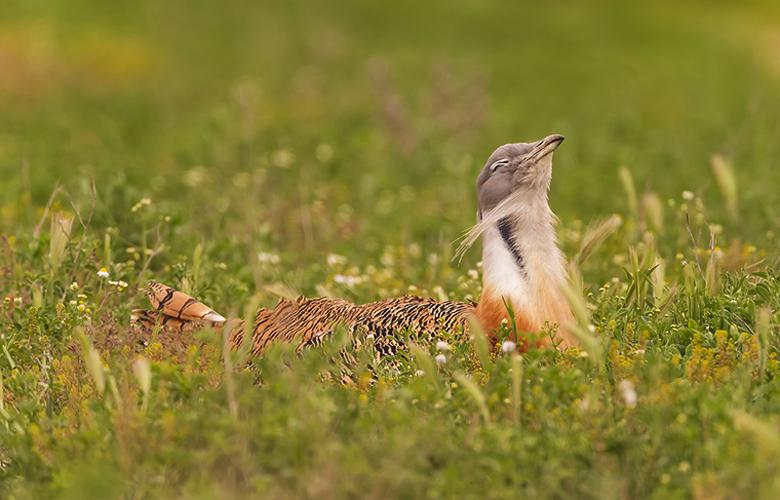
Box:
2;0;780;497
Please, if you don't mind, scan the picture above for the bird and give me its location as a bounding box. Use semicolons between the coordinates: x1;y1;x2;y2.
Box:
132;134;577;355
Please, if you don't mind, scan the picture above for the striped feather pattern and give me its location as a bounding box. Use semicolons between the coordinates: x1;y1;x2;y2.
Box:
135;282;475;356
146;281;227;324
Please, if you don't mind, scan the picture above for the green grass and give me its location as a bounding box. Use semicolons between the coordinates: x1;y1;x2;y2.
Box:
2;0;780;497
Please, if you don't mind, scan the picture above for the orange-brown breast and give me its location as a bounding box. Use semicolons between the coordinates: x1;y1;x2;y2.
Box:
475;287;536;350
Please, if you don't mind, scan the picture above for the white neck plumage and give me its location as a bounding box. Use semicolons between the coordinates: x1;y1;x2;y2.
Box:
474;188;574;348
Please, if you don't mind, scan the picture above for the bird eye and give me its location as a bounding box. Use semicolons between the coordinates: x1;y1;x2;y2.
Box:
490;159;510;172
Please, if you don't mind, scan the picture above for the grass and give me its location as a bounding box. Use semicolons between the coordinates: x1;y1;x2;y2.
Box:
2;0;780;497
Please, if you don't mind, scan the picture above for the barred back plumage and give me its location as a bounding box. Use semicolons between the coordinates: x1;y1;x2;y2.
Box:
134;282;476;356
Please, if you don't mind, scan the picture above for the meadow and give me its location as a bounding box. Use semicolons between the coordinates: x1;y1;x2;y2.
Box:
2;0;780;497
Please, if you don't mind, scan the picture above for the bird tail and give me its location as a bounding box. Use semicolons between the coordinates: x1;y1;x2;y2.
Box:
131;281;227;332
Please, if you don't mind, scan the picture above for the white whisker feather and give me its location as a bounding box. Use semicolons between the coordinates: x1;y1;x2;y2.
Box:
453;188;530;262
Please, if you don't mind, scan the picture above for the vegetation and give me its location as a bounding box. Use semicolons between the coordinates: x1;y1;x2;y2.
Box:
2;0;780;497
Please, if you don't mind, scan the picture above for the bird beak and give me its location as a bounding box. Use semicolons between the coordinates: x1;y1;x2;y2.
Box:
541;134;565;149
529;134;565;159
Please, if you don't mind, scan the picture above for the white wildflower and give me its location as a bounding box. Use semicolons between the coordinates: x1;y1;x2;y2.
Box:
618;379;637;408
69;282;79;291
414;369;425;377
436;340;450;352
681;190;694;200
131;197;152;212
333;274;365;288
326;253;347;267
501;340;517;353
257;252;281;265
109;280;129;290
435;353;447;365
467;269;479;280
97;267;110;279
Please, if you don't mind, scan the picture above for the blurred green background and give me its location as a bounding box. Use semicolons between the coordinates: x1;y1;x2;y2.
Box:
4;2;780;497
2;0;779;268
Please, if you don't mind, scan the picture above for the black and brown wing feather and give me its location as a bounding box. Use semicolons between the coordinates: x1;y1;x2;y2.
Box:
134;282;475;355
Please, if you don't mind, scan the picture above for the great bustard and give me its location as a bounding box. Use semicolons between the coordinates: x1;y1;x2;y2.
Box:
132;134;577;354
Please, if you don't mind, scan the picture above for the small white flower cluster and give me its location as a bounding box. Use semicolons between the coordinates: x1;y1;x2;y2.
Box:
257;252;281;265
333;274;367;288
94;268;127;291
435;340;449;365
69;292;91;318
108;280;128;290
501;340;516;353
131;197;152;213
326;253;347;267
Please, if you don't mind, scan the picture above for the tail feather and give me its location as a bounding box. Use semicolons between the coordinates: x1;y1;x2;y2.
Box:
131;308;195;332
146;281;226;324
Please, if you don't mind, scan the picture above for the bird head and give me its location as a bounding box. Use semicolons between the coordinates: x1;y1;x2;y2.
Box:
476;134;564;218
